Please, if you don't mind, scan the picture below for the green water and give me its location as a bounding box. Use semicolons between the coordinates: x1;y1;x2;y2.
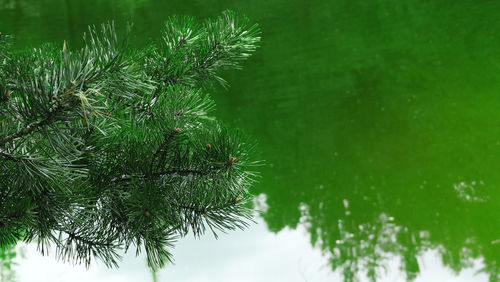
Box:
2;0;500;281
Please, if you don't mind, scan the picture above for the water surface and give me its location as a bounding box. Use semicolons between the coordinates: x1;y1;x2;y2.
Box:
2;0;500;281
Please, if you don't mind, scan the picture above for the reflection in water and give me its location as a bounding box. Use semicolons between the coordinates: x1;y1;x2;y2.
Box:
3;0;500;281
454;181;488;203
0;245;20;281
296;193;500;282
232;1;500;281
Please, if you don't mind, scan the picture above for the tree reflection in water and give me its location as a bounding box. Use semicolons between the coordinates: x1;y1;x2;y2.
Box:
0;244;20;281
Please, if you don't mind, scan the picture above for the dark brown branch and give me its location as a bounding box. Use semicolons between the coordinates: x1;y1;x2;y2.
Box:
174;199;241;215
65;230;114;247
152;167;205;176
0;150;20;162
0;150;43;165
0;212;27;221
109;164;226;184
0;102;66;146
149;130;177;175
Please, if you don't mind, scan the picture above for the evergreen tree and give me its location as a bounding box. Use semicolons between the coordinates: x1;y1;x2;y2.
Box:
0;11;260;269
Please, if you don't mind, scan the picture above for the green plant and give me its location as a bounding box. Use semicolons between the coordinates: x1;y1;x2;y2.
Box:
0;10;260;269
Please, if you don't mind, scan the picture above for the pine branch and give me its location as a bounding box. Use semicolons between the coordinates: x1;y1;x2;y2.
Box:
109;163;231;184
0;11;260;270
149;129;178;174
153;159;237;177
0;150;20;162
175;198;244;215
0;102;66;146
65;230;115;248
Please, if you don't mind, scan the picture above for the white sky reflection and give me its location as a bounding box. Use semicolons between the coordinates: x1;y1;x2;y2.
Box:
13;217;488;282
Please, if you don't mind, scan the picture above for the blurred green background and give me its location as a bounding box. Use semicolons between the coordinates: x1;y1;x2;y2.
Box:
2;0;500;281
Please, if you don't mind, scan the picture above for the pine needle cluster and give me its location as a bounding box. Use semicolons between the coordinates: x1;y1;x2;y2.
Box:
0;11;260;269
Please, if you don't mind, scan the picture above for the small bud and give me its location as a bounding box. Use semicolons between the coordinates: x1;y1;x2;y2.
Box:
6;90;10;99
145;210;150;216
173;127;180;133
235;198;243;203
206;144;211;151
228;157;238;165
177;109;184;115
25;210;30;214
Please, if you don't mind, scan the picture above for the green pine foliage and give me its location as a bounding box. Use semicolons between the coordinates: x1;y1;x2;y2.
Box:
0;11;261;269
